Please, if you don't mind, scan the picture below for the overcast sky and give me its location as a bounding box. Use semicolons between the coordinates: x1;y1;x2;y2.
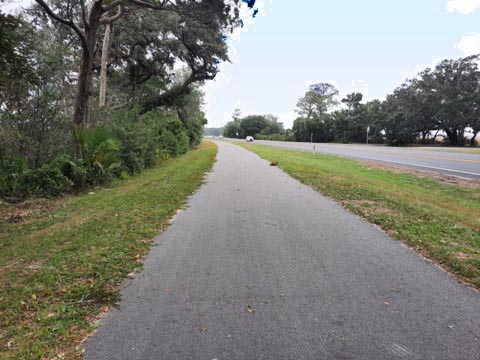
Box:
204;0;480;129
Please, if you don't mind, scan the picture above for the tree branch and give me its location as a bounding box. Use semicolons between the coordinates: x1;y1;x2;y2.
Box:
124;0;168;10
104;0;168;11
103;0;125;12
34;0;89;51
80;0;89;30
100;5;123;25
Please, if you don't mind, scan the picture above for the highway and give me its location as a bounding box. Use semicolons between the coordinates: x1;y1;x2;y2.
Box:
85;142;480;359
231;139;480;179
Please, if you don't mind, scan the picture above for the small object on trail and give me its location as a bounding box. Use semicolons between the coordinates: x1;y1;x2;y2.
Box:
246;305;256;314
270;161;279;166
201;326;207;333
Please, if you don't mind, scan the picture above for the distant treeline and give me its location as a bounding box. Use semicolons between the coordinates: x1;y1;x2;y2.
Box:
204;128;224;137
225;56;480;147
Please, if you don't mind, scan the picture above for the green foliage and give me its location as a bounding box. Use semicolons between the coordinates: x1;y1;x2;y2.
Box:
0;12;37;104
0;106;197;198
292;115;335;143
0;14;73;169
108;108;159;174
155;116;190;156
0;156;73;198
75;127;121;185
223;119;241;138
23;158;74;197
223;114;284;138
296;83;339;119
289;56;480;147
0;158;28;197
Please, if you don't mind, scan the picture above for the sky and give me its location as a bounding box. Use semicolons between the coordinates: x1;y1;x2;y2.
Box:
203;0;480;129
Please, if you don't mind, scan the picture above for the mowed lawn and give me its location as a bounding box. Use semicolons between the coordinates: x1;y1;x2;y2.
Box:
239;143;480;289
0;141;217;360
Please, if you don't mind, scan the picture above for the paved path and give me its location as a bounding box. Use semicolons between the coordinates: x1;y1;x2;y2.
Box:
230;139;480;179
85;141;480;359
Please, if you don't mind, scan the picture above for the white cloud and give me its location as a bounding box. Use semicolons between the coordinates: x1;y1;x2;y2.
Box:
455;33;480;55
446;0;480;14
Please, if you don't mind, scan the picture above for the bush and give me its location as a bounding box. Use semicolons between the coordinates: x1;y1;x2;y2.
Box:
0;109;196;199
75;126;121;184
0;156;73;198
142;112;189;156
157;117;190;156
24;160;73;197
0;158;28;197
110;109;160;174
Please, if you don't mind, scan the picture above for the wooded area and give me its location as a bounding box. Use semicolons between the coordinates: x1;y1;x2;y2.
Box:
0;0;256;199
225;55;480;147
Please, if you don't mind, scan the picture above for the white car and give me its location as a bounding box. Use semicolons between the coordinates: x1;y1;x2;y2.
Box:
246;136;254;142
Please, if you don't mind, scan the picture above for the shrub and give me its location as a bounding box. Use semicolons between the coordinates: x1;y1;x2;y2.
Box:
75;126;121;184
142;113;189;156
110;110;160;174
0;156;73;198
0;158;28;197
23;160;73;197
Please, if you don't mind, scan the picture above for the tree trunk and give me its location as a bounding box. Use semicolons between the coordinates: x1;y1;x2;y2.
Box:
99;23;111;107
471;130;479;147
445;128;458;145
73;2;103;129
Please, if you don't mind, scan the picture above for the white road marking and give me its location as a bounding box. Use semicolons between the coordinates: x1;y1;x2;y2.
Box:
390;343;413;358
319;152;480;177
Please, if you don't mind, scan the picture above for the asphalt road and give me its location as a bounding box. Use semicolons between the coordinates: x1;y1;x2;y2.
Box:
229;139;480;179
85;141;480;359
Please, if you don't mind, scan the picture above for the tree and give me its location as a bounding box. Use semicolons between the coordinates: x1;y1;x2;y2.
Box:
223;114;282;138
292;115;335;143
260;115;284;135
0;12;38;108
415;56;479;145
296;83;338;119
34;0;256;130
223;120;241;138
382;92;418;146
341;92;363;110
363;100;386;143
239;115;269;137
0;16;71;168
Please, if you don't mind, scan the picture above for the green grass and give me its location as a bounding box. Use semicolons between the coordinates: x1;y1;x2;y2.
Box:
238;143;480;289
0;141;217;360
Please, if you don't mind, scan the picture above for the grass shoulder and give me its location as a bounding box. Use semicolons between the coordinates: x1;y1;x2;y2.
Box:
238;143;480;290
0;141;217;359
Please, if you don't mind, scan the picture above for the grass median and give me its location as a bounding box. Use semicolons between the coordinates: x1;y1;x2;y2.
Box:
239;143;480;289
0;141;217;360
